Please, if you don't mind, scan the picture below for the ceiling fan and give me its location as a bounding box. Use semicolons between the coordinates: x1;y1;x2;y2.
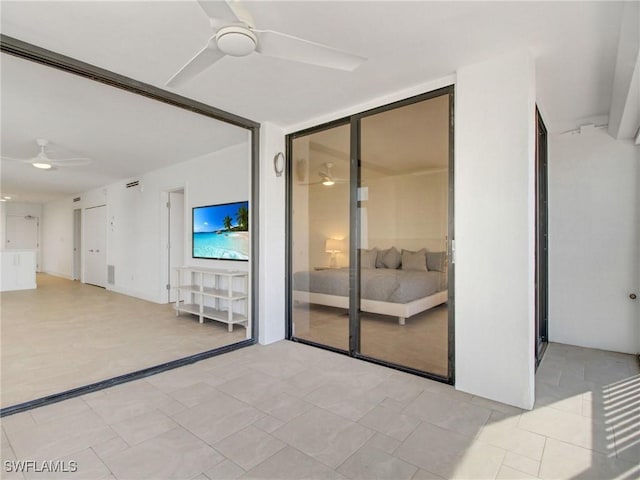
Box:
1;139;92;170
166;0;366;87
301;162;347;186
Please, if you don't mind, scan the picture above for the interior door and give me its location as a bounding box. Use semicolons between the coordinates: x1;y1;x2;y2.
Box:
83;205;107;288
168;190;185;302
73;208;82;280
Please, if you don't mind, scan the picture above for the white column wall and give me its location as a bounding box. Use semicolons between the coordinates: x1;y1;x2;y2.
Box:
258;122;287;344
455;51;537;409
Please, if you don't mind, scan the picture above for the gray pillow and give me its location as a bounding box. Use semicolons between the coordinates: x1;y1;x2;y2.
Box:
360;248;377;269
375;248;390;268
401;249;428;271
426;251;446;272
382;247;401;269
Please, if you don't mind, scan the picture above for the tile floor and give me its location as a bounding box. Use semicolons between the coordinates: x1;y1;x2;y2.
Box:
1;341;638;479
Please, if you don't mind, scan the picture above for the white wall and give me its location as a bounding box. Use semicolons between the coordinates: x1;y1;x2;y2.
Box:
549;128;639;354
455;51;536;409
41;140;251;304
258;122;286;345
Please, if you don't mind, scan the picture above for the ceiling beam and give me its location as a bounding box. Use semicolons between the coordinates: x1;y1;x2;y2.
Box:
607;2;640;141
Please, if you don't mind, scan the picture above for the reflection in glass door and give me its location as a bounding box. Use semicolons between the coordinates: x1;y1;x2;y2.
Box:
290;123;351;351
288;87;453;381
358;93;452;376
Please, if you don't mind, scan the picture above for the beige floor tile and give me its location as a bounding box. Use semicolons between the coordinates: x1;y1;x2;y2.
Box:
240;446;346;480
271;407;374;469
357;405;421;441
395;422;473;477
496;465;536;479
255;392;314;422
404;390;492;437
469;396;524;416
102;426;224;479
216;371;290;405
364;432;401;455
336;444;417;480
203;459;245;479
364;375;425;405
410;469;445;479
4;409;116;460
447;442;506;480
29;398;92;424
304;383;380;422
23;448;111;480
91;436;130;459
477;411;546;460
501;451;540;477
213;425;285;470
518;405;615;454
82;380;179;424
539;438;637;479
110;410;178;446
167;382;221;408
252;415;286;433
171;390;264;444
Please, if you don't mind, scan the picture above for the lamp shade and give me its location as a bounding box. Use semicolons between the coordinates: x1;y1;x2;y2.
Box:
325;238;342;253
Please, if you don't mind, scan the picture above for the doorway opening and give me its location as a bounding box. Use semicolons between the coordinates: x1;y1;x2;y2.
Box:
166;188;185;303
73;208;82;281
535;108;549;367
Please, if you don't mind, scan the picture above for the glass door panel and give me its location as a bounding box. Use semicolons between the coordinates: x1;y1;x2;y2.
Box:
358;94;451;376
290;123;351;351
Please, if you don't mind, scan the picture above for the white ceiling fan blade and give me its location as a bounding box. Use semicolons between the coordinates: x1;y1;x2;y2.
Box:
254;30;366;71
0;156;29;163
50;158;92;167
197;0;241;24
166;39;226;87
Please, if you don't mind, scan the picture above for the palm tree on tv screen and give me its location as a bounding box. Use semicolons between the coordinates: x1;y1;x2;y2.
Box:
236;206;248;231
222;215;233;231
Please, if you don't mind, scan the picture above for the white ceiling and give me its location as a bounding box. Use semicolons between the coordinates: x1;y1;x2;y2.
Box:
0;1;629;202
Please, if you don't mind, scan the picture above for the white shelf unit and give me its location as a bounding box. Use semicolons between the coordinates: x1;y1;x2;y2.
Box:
174;267;248;332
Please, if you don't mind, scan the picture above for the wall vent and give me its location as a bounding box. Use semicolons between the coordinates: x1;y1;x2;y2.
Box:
107;265;115;284
73;197;81;202
126;180;140;189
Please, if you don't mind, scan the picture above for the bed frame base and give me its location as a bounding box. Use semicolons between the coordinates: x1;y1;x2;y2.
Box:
292;290;448;325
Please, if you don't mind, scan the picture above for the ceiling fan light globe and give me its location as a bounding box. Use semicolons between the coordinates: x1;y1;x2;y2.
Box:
32;162;52;170
216;26;257;57
322;179;335;186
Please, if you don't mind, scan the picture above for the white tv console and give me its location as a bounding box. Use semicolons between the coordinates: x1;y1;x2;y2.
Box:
174;266;248;332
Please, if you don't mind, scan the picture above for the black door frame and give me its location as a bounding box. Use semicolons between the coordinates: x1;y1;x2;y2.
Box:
286;86;455;384
535;107;549;367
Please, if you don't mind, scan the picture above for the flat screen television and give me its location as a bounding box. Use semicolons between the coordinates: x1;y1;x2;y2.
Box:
192;201;249;261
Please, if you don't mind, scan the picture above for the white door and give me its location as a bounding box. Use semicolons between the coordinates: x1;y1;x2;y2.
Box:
84;205;107;288
168;191;185;302
5;215;39;270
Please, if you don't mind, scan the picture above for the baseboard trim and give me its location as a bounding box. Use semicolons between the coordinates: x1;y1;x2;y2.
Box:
0;338;256;417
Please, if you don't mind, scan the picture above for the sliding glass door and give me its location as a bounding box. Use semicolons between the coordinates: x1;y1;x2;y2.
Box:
357;94;451;376
288;87;454;381
290;122;351;351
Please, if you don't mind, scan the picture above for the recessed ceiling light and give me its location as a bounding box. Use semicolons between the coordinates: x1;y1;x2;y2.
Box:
3;196;12;200
0;199;6;202
33;162;52;169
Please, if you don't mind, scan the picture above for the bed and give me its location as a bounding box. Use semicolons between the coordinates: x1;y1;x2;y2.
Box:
293;247;448;325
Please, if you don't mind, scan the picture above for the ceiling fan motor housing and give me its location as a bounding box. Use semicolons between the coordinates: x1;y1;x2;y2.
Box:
216;26;257;56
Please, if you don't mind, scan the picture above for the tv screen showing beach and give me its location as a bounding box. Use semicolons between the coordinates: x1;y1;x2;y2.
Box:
192;201;249;261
